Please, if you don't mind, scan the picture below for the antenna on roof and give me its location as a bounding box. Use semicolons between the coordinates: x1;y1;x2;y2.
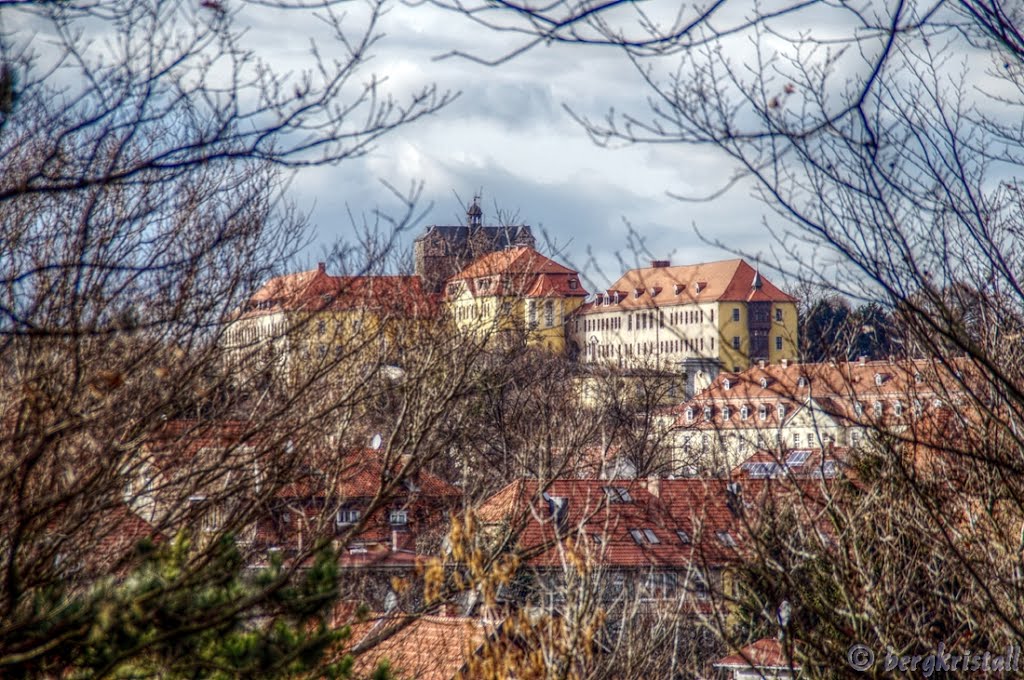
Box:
370;433;383;450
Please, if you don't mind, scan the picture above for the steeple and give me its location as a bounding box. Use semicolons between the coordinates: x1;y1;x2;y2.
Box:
467;195;483;229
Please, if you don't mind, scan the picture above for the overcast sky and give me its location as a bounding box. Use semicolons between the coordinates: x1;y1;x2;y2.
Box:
240;2;797;291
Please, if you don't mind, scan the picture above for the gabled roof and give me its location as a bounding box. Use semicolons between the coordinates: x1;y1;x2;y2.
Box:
668;357;972;428
444;246;587;299
477;478;764;568
715;637;801;671
575;259;795;315
240;266;437;319
347;614;488;680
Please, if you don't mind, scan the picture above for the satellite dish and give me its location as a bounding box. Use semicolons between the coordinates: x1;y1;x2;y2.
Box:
370;433;383;450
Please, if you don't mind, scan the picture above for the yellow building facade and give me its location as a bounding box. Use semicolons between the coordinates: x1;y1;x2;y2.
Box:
444;246;587;353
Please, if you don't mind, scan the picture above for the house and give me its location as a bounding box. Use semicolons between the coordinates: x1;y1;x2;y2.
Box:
666;356;970;471
714;637;802;679
567;259;798;391
476;478;753;610
222;264;438;383
414;197;536;294
444;246;587;353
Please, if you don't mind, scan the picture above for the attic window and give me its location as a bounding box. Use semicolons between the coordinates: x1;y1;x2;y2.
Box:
722;406;731;420
759;377;769;389
894;401;904;417
786;450;810;466
758;404;768;421
874;373;885;386
674;284;685;295
914;372;923;383
695;281;706;293
798;376;808;387
740;405;750;420
776;404;786;420
685;407;694;423
854;402;864;417
703;406;713;420
634;288;643;298
715;530;737;548
873;400;883;414
649;287;662;297
569;279;578;290
723;379;731;391
629;528;660;545
676;529;691;544
604;486;633;503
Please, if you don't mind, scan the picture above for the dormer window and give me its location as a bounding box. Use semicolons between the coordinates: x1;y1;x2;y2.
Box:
695;281;706;293
740;405;750;420
759;377;769;389
337;509;361;525
723;379;731;391
873;400;883;414
894;401;904;417
569;279;578;290
854;402;864;417
914;372;923;383
874;373;885;386
703;406;713;420
685;407;694;422
674;284;685;295
650;287;662;297
722;406;731;420
798;376;808;387
758;404;768;421
634;288;643;298
776;404;786;420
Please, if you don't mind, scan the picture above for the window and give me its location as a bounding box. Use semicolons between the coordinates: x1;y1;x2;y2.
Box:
732;336;740;350
854;402;863;417
528;300;537;327
741;405;750;420
793;433;801;447
337;509;361;525
731;308;740;322
317;319;327;335
716;530;737;548
875;373;885;386
775;336;783;351
851;430;861;445
629;528;660;544
759;377;768;388
777;404;786;420
603;486;633;503
703;406;713;420
873;400;883;414
569;279;578;290
685;407;694;423
722;406;731;420
775;308;783;321
676;529;692;544
758;404;768;421
544;300;554;327
786;450;810;466
389;509;408;525
723;379;731;390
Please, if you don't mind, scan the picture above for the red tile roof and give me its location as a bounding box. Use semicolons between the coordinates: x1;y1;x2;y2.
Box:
731;446;849;480
347;614;487;680
715;637;801;671
668;357;972;429
445;246;587;299
240;266;437;319
575;259;794;315
478;478;762;568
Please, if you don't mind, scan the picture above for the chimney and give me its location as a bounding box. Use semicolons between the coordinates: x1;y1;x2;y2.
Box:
646;476;661;499
651;260;671;268
317;262;326;273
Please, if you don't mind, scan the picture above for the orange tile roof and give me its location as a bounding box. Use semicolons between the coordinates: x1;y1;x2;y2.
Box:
348;614;487;680
715;637;801;671
241;266;438;318
576;259;794;315
477;478;824;569
445;246;587;299
668;357;972;429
